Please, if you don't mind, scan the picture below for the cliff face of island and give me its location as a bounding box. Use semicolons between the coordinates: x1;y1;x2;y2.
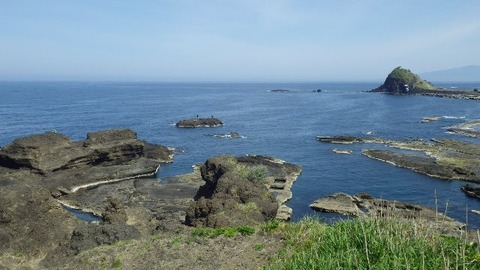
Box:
371;66;480;100
372;66;435;94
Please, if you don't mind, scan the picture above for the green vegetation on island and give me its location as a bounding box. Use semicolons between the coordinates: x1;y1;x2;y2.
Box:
372;66;480;100
373;66;435;93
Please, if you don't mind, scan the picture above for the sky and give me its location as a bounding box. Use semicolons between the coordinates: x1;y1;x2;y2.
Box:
1;0;479;82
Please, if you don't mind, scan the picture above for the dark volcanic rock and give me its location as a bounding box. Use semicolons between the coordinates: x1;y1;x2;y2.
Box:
269;89;292;93
0;129;175;268
447;120;480;138
371;67;480;100
362;150;460;180
310;192;464;233
102;197;128;224
185;155;278;228
462;184;480;200
185;155;301;227
0;129;174;192
316;136;365;144
0;177;79;262
211;131;243;139
319;135;480;183
372;66;436;94
176;118;224;128
42;222;141;266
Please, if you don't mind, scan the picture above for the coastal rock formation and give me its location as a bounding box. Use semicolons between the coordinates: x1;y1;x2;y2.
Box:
0;177;80;265
0;129;173;192
332;148;353;155
316;135;367;144
318;135;480;183
461;184;480;200
0;129;174;267
210;131;243;139
372;66;436;94
371;67;480;100
447;120;480;137
421;116;441;123
185;155;301;227
310;192;464;233
269;89;292;93
176;117;224;128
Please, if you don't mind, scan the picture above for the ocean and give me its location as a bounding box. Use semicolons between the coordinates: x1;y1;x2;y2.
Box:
1;81;480;228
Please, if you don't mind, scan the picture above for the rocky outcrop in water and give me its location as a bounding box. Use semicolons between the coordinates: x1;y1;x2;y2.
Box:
371;67;480;100
318;135;480;183
176;117;224;128
447;120;480;137
310;192;464;233
372;67;435;94
185;155;301;227
462;184;480;200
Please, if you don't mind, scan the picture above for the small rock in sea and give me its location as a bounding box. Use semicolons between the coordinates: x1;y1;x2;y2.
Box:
421;116;441;123
175;117;224;128
211;132;243;139
332;148;352;155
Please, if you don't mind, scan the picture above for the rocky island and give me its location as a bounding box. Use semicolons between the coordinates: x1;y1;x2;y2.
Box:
176;117;224;128
372;67;480;100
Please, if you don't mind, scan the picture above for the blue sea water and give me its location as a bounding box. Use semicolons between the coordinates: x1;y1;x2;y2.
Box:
1;81;480;227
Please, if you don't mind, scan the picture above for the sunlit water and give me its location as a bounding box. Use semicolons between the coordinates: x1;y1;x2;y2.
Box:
1;81;480;227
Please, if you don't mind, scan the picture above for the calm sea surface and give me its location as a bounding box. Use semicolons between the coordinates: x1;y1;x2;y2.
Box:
1;81;480;227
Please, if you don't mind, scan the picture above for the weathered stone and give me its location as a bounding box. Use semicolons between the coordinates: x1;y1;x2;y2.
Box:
421;116;441;123
316;136;364;144
447;120;480;137
311;192;465;233
176;118;224;128
371;67;480;100
0;129;174;192
185;155;301;227
372;67;435;94
0;177;79;261
332;148;353;154
318;135;480;183
462;184;480;200
310;193;363;216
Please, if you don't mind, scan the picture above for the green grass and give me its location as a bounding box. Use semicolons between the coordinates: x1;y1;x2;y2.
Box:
388;67;435;90
191;225;256;238
266;217;480;270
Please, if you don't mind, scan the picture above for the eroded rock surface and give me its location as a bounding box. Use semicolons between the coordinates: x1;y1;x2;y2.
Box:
371;67;480;100
447;120;480;137
318;135;480;182
185;155;301;227
0;129;173;193
310;192;464;233
0;129;174;268
176;118;224;128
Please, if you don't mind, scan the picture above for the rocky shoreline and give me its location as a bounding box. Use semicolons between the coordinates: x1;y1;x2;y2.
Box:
0;129;303;269
310;193;464;234
1;124;478;268
318;135;480;183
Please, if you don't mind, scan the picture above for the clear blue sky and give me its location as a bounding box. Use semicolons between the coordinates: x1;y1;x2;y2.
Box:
1;0;479;82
